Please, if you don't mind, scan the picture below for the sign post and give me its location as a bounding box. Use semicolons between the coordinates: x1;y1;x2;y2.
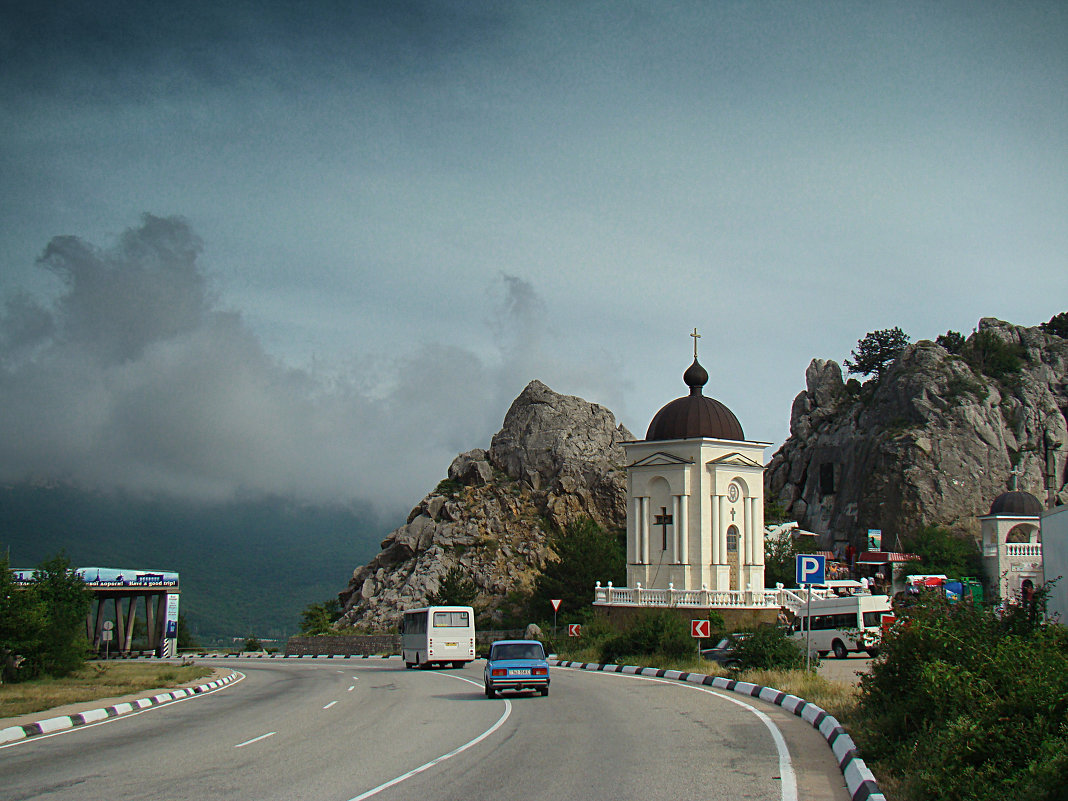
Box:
691;619;710;651
550;599;562;638
102;620;114;660
796;554;826;672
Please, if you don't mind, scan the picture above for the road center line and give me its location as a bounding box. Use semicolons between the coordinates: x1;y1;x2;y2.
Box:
235;731;276;748
323;701;338;709
346;674;511;801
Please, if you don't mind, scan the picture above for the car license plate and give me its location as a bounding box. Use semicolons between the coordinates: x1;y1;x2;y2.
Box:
511;669;531;675
445;642;458;647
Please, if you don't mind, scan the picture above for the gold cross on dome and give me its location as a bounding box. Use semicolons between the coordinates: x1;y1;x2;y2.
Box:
690;327;701;358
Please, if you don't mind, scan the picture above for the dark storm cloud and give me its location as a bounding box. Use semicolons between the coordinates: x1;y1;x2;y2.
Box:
0;0;509;103
0;216;598;511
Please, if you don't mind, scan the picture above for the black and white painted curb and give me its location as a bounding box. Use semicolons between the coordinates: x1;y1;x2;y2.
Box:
549;659;885;801
0;672;240;745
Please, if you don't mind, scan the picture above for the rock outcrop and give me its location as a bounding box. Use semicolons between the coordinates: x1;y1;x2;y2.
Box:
766;318;1068;551
336;380;632;631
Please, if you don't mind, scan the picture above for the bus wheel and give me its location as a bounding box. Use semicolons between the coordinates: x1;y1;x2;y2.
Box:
832;640;848;659
405;661;413;669
451;661;464;669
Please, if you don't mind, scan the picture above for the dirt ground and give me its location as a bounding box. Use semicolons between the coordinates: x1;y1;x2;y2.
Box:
816;652;872;685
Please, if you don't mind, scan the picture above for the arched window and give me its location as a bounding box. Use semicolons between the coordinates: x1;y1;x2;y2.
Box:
726;525;739;553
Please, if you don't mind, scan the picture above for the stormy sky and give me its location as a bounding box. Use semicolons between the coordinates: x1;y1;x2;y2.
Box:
1;1;1065;516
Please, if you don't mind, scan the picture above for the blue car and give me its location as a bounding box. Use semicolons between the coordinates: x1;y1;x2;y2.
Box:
484;640;550;697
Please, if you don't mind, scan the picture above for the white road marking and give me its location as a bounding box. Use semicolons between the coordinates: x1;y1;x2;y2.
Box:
346;674;511;801
347;685;355;692
235;731;276;748
323;701;338;709
0;672;248;750
568;668;799;801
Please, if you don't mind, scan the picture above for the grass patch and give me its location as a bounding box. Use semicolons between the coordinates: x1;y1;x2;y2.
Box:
0;661;214;719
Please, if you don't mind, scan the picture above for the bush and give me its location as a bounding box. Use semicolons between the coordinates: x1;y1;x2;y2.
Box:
854;589;1068;801
600;610;694;664
732;625;808;671
963;329;1026;385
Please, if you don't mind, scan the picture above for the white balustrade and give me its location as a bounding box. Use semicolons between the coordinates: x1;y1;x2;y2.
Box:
1005;543;1043;558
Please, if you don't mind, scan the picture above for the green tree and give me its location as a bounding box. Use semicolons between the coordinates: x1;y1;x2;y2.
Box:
900;525;982;581
7;554;93;679
935;330;965;354
244;635;262;652
1;551;45;682
763;525;820;588
1039;311;1068;338
176;614;198;649
426;566;479;607
844;327;910;379
530;517;625;622
299;598;343;635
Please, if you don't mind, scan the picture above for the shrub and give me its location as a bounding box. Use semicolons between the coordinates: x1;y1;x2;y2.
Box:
600;610;693;664
854;588;1068;801
732;625;808;671
963;329;1026;385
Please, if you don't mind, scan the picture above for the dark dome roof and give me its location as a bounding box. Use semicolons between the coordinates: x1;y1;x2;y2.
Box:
989;490;1043;517
645;357;744;442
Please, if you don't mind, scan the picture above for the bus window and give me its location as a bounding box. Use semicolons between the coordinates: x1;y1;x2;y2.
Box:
433;610;470;628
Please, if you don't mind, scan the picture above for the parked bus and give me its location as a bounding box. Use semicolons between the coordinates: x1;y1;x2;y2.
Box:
400;606;476;669
789;592;892;659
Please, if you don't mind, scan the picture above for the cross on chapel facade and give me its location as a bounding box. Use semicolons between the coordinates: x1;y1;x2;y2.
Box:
624;334;769;593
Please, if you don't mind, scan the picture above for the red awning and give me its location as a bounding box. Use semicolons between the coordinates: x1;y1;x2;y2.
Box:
856;551;920;564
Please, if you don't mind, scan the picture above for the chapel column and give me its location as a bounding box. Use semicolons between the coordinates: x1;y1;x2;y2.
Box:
711;494;721;564
672;495;681;564
678;494;688;565
639;496;650;564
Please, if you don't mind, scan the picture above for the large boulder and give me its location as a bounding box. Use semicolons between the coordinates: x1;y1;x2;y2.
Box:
766;318;1068;551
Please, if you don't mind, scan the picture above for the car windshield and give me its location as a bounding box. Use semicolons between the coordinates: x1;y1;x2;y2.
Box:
491;643;544;661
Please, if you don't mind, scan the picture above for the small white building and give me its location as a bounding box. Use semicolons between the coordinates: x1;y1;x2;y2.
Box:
1041;505;1068;623
625;352;769;594
979;490;1044;603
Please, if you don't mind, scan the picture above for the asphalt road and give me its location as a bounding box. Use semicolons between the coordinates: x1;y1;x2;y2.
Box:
0;659;850;801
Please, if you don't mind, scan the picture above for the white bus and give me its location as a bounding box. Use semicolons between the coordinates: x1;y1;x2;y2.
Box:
789;592;892;659
400;606;476;669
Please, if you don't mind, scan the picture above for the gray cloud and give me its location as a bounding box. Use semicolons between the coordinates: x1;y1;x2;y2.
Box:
0;215;624;513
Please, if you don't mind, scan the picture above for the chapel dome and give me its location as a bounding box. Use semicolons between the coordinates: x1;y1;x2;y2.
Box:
988;490;1043;517
645;357;744;442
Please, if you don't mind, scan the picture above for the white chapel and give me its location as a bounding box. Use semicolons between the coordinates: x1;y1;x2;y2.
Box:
624;334;770;594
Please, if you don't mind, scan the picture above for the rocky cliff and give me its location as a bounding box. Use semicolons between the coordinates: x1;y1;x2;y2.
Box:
336;380;632;631
766;318;1068;551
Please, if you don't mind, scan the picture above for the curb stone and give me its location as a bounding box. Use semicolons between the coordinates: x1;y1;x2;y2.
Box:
0;672;240;745
549;659;885;801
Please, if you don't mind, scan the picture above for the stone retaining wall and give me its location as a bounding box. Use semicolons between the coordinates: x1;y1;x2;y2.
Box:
285;630;528;656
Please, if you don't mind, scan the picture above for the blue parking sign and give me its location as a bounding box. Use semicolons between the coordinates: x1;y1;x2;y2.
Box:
795;554;826;585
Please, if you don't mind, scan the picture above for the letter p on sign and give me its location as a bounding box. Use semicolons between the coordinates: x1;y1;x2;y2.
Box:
795;554;826;585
